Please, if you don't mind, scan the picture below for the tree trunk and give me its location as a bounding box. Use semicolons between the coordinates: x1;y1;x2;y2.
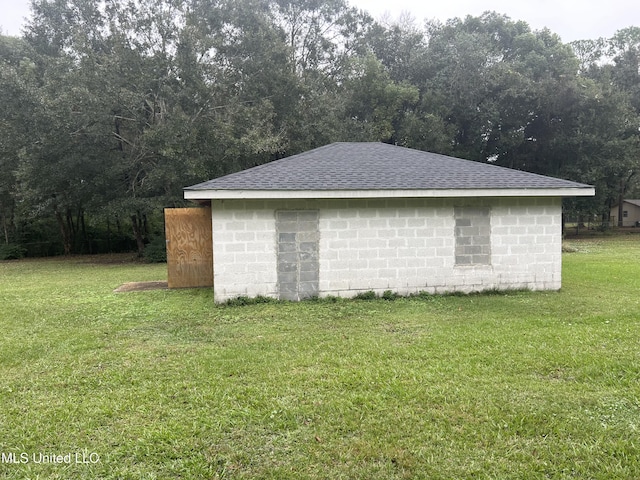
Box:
55;209;72;255
2;212;9;245
66;208;77;253
80;209;89;253
107;217;112;253
618;191;624;228
131;214;146;257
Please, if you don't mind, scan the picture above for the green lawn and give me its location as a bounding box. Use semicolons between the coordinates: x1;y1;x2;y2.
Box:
0;238;639;479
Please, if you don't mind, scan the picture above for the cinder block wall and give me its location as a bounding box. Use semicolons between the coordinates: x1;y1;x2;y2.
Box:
210;197;562;302
210;201;279;302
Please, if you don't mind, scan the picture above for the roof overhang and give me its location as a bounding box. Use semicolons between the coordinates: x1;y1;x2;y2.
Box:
185;187;596;200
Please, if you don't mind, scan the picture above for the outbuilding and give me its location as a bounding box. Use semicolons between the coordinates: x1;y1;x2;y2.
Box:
184;142;594;302
610;199;640;227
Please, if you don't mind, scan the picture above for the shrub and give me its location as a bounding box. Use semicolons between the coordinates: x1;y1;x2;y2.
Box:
382;290;400;301
143;236;167;263
353;290;378;300
0;244;27;260
223;295;277;307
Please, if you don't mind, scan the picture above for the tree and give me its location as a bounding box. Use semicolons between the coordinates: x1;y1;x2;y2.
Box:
0;36;40;245
264;0;373;154
4;1;639;257
564;28;640;224
269;0;370;77
419;11;610;194
602;28;640;224
365;12;426;85
341;54;419;143
20;0;295;255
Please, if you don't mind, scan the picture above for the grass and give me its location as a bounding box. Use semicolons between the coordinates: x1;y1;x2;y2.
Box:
0;239;639;479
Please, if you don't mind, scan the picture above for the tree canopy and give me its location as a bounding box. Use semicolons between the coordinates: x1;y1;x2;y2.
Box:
1;0;638;256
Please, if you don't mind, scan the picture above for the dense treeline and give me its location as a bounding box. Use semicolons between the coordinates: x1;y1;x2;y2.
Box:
1;0;639;257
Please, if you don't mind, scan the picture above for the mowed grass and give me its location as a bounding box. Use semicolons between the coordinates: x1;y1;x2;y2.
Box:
0;239;639;479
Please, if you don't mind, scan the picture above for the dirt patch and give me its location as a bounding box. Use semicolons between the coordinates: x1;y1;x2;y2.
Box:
114;281;168;292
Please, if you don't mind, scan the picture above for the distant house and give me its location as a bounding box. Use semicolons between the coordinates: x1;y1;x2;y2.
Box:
610;200;640;227
184;142;594;302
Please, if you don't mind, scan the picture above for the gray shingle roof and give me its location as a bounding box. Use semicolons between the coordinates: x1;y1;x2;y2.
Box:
185;142;592;191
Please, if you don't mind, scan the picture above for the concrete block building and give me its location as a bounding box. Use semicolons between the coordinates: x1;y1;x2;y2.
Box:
184;142;594;302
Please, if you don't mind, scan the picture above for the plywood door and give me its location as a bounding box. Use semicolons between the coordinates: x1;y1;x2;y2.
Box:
165;208;213;288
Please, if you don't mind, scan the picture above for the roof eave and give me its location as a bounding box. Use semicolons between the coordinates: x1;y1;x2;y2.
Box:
184;187;596;200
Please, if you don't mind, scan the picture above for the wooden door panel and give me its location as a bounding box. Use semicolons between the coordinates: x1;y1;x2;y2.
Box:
165;208;213;288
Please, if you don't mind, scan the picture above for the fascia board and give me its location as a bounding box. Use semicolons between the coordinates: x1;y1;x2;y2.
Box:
184;187;595;200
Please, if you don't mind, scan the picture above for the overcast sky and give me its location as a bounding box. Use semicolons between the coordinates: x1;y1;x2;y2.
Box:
1;0;638;42
350;0;639;42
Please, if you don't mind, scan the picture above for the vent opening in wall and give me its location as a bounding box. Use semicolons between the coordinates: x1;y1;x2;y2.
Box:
276;210;319;301
454;206;491;266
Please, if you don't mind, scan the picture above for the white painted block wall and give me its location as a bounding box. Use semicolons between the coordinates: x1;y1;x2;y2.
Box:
210;197;562;302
